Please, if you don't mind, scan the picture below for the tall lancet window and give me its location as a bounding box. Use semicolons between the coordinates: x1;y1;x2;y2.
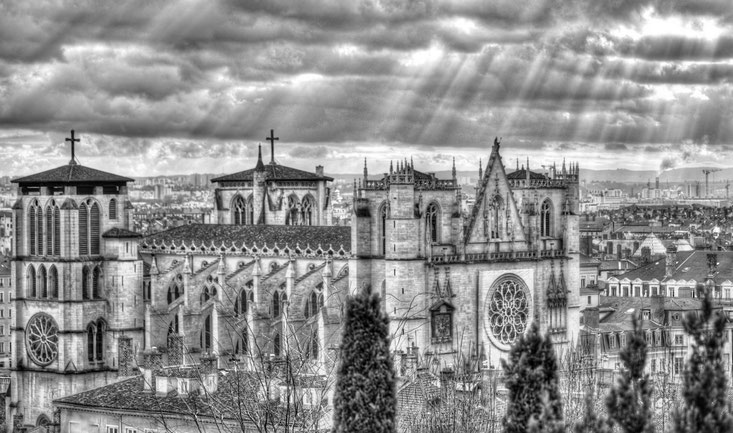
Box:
45;200;60;256
426;202;440;243
79;199;101;255
541;199;553;237
28;199;41;256
301;195;315;226
379;203;387;256
285;195;300;225
489;196;502;239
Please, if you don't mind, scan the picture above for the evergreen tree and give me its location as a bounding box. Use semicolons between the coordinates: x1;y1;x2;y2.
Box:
332;286;396;433
528;391;566;433
672;284;733;433
502;322;563;433
606;315;654;433
574;393;613;433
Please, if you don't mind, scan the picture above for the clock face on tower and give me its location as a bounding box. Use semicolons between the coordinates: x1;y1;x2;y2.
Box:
25;313;59;367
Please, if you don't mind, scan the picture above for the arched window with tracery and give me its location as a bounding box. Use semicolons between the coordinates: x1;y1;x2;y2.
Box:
379;202;387;256
232;195;253;225
87;319;105;362
426;202;440;243
45;200;60;256
38;265;47;298
540;199;553;237
486;275;530;350
79;200;101;255
92;266;102;299
201;286;217;304
285;195;300;225
304;291;321;319
301;195;315;226
27;265;36;298
82;266;90;300
48;265;58;298
273;333;281;357
200;314;212;352
28;199;41;256
272;291;281;318
109;198;118;220
167;275;183;304
235;289;253;316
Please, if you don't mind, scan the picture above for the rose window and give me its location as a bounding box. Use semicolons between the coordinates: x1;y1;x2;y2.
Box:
26;313;59;366
487;278;529;346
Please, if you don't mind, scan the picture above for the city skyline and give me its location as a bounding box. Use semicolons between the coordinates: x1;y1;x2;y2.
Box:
1;1;733;176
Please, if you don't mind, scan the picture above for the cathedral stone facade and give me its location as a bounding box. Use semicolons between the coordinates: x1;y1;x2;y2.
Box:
8;153;144;430
351;138;580;368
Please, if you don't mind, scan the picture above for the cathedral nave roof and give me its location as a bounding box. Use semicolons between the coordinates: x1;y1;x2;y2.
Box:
11;163;133;185
211;163;333;183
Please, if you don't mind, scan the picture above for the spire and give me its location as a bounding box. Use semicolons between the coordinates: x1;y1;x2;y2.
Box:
363;158;368;181
516;158;519;171
255;144;265;171
410;156;414;169
390;160;393;174
562;158;567;175
352;179;357;203
479;159;483;180
451;157;456;181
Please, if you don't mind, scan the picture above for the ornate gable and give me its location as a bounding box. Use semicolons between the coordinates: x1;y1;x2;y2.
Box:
464;138;525;244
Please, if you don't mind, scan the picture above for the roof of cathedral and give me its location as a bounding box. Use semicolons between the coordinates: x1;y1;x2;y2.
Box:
211;162;333;183
141;224;351;256
54;371;324;424
506;169;547;180
615;250;733;283
11;163;133;185
102;227;143;238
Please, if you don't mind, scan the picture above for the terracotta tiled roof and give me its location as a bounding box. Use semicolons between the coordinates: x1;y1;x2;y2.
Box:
617;250;733;283
11;164;133;184
102;227;143;238
141;224;351;253
211;163;332;182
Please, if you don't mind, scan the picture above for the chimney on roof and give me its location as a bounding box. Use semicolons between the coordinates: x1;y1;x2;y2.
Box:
316;165;324;177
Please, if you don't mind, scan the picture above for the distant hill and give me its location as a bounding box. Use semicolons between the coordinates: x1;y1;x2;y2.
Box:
582;167;733;184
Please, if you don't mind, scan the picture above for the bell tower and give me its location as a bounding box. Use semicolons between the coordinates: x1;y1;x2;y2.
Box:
8;131;144;431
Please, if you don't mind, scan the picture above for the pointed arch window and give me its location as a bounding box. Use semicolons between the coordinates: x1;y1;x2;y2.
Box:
200;314;212;352
541;199;553;237
232;195;253;225
45;200;60;256
426;203;440;243
27;265;37;298
285;195;300;225
235;289;253;317
79;200;101;255
87;319;106;362
304;291;322;319
272;291;281;318
201;285;217;304
82;266;90;300
48;266;58;299
379;203;387;256
301;195;315;226
273;333;281;357
109;198;118;220
92;266;102;299
28;200;41;256
167;275;183;304
38;265;47;298
235;326;248;355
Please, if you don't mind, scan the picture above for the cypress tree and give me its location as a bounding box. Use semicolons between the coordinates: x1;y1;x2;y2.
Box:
672;285;733;433
502;322;563;433
574;392;613;433
332;286;396;433
606;315;654;433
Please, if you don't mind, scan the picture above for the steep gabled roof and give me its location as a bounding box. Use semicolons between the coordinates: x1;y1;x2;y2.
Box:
211;163;332;183
506;169;547;180
12;164;133;185
102;227;143;238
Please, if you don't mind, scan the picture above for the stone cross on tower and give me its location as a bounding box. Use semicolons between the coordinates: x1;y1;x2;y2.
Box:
266;129;279;164
66;129;80;165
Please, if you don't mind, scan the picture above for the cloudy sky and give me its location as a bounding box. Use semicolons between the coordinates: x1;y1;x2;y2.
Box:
1;0;733;177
